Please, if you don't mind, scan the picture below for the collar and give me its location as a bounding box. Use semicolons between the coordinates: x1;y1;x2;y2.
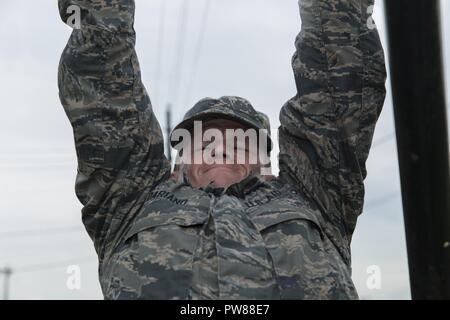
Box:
225;173;265;197
183;171;266;198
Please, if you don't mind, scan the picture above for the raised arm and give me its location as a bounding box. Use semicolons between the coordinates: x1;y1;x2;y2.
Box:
278;0;387;264
58;0;171;261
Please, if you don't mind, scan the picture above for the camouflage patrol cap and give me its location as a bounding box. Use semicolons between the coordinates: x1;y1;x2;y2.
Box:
170;96;272;151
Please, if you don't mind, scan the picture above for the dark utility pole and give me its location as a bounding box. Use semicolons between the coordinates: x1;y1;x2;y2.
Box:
384;0;450;299
0;267;12;300
166;104;173;163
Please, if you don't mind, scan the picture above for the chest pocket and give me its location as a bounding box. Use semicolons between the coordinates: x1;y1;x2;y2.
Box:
249;194;324;236
248;198;332;299
109;200;209;300
124;205;209;240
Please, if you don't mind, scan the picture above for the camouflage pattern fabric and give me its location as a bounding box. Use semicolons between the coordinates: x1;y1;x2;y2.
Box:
58;0;386;299
170;96;273;151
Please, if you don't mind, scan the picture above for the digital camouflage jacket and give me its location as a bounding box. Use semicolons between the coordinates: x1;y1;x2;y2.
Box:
58;0;386;299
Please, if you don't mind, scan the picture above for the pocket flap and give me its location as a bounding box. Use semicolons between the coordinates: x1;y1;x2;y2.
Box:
125;209;208;240
251;207;323;233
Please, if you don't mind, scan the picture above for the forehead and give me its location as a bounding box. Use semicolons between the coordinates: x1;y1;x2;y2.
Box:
203;118;248;130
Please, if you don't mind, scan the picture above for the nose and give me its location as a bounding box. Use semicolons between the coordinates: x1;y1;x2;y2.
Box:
208;141;230;164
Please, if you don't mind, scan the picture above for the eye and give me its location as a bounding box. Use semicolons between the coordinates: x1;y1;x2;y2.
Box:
201;141;214;151
235;144;249;152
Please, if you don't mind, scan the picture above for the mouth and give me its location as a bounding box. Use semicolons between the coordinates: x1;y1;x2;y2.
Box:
204;165;237;174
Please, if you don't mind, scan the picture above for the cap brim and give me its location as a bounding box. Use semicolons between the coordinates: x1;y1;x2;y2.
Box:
170;111;272;151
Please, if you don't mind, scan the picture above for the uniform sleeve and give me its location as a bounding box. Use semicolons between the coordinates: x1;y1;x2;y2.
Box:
58;0;171;261
278;0;387;263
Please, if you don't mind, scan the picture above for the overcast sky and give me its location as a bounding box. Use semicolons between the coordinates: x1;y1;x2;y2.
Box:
0;0;449;300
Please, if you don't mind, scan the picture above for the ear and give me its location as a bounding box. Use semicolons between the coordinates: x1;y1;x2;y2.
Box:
170;171;179;181
264;175;277;181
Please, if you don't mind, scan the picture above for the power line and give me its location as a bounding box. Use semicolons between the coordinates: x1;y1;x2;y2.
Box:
372;132;396;148
363;191;400;212
0;162;75;169
154;0;167;105
0;153;74;159
0;225;83;239
0;257;95;299
183;0;211;107
13;257;95;274
169;0;191;110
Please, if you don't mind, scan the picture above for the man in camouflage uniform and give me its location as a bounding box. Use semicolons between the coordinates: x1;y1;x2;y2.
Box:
58;0;386;299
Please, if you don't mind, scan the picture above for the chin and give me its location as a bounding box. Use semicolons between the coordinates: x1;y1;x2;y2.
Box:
207;168;245;187
211;179;237;188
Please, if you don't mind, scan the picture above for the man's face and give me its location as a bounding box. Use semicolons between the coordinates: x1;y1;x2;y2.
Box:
186;119;257;189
